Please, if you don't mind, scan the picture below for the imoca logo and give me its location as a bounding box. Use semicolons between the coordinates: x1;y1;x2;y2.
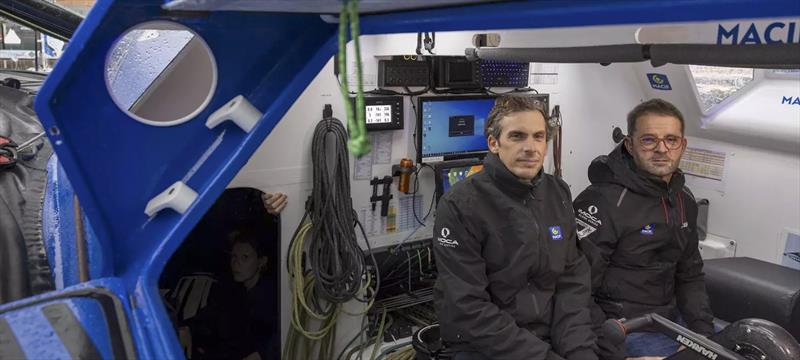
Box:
437;227;459;247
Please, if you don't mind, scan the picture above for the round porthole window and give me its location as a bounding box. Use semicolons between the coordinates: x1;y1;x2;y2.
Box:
105;21;217;126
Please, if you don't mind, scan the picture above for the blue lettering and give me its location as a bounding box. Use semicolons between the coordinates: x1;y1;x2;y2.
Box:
717;22;799;45
794;98;800;106
765;22;785;43
717;24;739;44
741;23;763;44
783;96;793;104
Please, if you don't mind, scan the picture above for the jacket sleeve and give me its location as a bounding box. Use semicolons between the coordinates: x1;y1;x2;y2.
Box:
572;188;618;294
433;197;558;360
675;195;715;336
550;235;599;360
573;189;626;359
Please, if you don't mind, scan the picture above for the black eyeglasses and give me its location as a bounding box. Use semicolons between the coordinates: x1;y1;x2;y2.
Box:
636;135;683;151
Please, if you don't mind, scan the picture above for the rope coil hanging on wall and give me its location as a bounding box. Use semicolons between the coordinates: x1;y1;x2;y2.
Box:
284;1;381;358
309;111;367;303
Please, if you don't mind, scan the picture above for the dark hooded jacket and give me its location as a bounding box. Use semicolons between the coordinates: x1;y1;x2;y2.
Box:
433;152;597;360
573;144;714;338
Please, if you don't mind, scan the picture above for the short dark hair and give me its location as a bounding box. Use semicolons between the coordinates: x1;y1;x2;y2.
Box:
227;229;267;258
485;95;551;141
626;98;685;136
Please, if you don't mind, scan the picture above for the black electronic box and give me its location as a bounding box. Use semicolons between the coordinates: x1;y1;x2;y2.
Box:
352;96;404;131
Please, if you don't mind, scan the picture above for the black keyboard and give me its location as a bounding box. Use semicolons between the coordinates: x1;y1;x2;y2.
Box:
478;60;530;87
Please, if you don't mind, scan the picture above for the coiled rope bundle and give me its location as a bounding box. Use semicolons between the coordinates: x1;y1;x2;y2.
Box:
309;115;367;303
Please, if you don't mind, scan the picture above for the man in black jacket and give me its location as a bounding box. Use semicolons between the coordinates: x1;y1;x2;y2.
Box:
433;96;597;360
573;99;714;358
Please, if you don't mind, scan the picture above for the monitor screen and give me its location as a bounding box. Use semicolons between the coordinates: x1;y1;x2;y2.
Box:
418;95;495;163
434;159;484;202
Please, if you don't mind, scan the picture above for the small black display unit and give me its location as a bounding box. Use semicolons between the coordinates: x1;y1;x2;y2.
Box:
378;58;430;87
434;56;480;89
352;96;404;131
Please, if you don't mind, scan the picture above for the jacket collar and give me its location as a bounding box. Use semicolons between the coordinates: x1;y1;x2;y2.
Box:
589;143;685;198
483;152;543;198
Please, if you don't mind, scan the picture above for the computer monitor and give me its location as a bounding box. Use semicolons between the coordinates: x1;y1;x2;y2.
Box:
417;94;549;164
434;158;485;202
417;95;495;164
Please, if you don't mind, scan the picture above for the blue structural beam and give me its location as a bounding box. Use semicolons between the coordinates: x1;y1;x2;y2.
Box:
31;0;800;358
44;155;109;289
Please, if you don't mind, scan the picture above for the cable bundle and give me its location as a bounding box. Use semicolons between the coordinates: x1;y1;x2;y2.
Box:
308;115;367;303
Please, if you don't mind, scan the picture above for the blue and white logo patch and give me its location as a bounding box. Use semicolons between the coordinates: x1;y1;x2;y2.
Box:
549;226;563;240
647;73;672;91
641;224;655;236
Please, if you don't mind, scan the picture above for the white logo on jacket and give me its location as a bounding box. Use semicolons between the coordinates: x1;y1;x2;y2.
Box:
577;206;603;227
437;227;459;248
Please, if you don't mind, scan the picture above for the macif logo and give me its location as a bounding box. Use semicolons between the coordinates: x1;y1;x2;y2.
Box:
717;22;799;45
549;226;563;240
647;73;672;91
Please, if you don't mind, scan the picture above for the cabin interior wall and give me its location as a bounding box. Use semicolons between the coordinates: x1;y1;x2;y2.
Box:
632;62;800;264
229;25;651;355
225;20;799;356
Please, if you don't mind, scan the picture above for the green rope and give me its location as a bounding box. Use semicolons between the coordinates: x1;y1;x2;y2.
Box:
338;0;370;157
369;308;388;360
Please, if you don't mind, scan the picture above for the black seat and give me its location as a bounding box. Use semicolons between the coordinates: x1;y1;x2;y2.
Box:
703;257;800;341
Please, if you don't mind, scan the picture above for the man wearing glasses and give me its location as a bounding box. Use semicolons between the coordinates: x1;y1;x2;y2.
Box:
573;99;714;359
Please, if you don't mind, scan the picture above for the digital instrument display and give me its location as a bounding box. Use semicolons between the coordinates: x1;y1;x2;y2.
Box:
365;105;393;124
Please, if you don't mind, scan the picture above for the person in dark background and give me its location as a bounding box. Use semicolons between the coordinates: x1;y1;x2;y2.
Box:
189;230;279;360
162;188;285;360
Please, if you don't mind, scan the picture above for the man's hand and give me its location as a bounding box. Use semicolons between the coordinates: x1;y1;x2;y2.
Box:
262;192;288;215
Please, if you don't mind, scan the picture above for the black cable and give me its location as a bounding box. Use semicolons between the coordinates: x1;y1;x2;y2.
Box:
308;115;370;303
354;214;380;304
409;93;422;158
411;164;436;226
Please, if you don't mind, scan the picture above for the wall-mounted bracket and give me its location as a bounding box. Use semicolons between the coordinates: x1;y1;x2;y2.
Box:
206;95;262;133
144;181;198;217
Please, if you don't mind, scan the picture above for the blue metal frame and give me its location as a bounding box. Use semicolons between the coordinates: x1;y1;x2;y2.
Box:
24;0;800;358
44;155;108;289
